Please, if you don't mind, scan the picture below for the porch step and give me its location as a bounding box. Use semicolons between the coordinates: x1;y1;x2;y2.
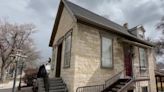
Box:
48;78;67;92
102;79;131;92
37;78;68;92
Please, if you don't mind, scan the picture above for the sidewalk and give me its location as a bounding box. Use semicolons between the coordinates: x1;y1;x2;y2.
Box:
17;87;33;92
0;80;19;89
0;80;19;92
0;80;32;92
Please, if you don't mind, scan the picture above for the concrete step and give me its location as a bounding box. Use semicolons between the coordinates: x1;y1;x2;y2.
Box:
38;87;45;91
39;89;66;92
115;84;122;88
37;78;67;92
119;82;126;85
49;78;62;81
112;88;119;91
49;79;63;83
49;82;65;87
49;85;66;90
49;88;67;92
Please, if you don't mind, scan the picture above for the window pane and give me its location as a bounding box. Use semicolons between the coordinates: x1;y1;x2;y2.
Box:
64;34;72;68
142;86;148;92
65;35;71;53
139;48;147;68
102;36;112;68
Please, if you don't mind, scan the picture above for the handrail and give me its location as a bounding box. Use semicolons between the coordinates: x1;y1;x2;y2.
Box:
118;78;134;92
76;70;124;92
76;84;105;92
105;70;124;87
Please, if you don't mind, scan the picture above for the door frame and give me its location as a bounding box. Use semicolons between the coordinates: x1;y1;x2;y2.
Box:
55;41;63;77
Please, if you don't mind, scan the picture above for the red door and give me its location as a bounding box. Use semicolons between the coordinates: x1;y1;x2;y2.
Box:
124;46;133;77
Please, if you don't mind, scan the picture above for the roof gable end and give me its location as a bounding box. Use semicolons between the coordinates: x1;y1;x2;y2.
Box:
49;0;76;47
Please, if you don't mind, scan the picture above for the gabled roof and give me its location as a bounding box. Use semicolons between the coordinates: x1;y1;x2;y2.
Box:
49;0;154;47
128;25;145;36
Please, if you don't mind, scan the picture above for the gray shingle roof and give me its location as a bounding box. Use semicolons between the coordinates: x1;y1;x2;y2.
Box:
64;0;154;47
65;0;132;36
49;0;154;47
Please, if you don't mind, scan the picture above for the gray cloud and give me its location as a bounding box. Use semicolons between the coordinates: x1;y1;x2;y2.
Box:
70;0;164;39
1;0;164;62
27;0;60;22
120;0;164;26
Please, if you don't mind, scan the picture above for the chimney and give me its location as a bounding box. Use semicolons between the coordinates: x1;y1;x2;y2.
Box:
123;23;128;29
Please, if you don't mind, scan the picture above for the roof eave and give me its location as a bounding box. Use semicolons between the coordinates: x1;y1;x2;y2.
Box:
49;1;64;47
49;0;77;47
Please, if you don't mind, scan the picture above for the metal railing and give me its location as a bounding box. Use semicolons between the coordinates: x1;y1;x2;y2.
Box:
76;84;105;92
118;79;134;92
105;70;124;87
76;70;124;92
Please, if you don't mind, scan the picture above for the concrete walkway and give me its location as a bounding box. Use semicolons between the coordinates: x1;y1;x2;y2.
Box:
0;88;13;92
0;80;32;92
0;80;18;92
17;87;33;92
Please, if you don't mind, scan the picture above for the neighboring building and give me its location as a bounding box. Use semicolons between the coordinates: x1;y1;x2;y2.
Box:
155;70;164;92
49;0;157;92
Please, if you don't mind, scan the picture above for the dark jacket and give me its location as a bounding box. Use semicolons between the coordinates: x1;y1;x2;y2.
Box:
37;65;47;78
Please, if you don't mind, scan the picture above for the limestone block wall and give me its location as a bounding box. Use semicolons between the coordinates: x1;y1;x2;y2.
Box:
50;6;157;91
51;7;77;92
133;46;140;78
148;49;157;92
73;23;124;92
134;81;149;92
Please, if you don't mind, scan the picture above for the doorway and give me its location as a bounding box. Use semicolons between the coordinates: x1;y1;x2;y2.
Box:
124;45;133;77
55;42;63;77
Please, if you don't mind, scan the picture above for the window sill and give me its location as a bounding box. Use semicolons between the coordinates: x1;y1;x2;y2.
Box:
101;66;114;69
63;66;70;69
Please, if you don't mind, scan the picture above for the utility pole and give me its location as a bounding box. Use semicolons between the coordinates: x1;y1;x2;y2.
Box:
12;58;18;92
11;49;27;92
18;62;25;90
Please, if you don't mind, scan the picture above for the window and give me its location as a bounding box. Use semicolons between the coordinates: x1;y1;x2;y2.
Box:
139;48;147;68
142;86;148;92
101;35;113;68
64;32;72;68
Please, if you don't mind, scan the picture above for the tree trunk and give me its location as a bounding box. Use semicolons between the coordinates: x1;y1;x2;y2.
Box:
0;66;6;82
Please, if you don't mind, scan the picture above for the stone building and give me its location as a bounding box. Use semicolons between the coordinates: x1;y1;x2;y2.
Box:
49;0;157;92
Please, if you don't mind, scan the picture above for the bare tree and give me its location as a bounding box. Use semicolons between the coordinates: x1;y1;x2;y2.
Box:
0;20;40;82
157;17;164;34
155;17;164;56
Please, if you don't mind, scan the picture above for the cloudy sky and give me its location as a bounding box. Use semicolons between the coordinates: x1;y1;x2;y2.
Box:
0;0;164;62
